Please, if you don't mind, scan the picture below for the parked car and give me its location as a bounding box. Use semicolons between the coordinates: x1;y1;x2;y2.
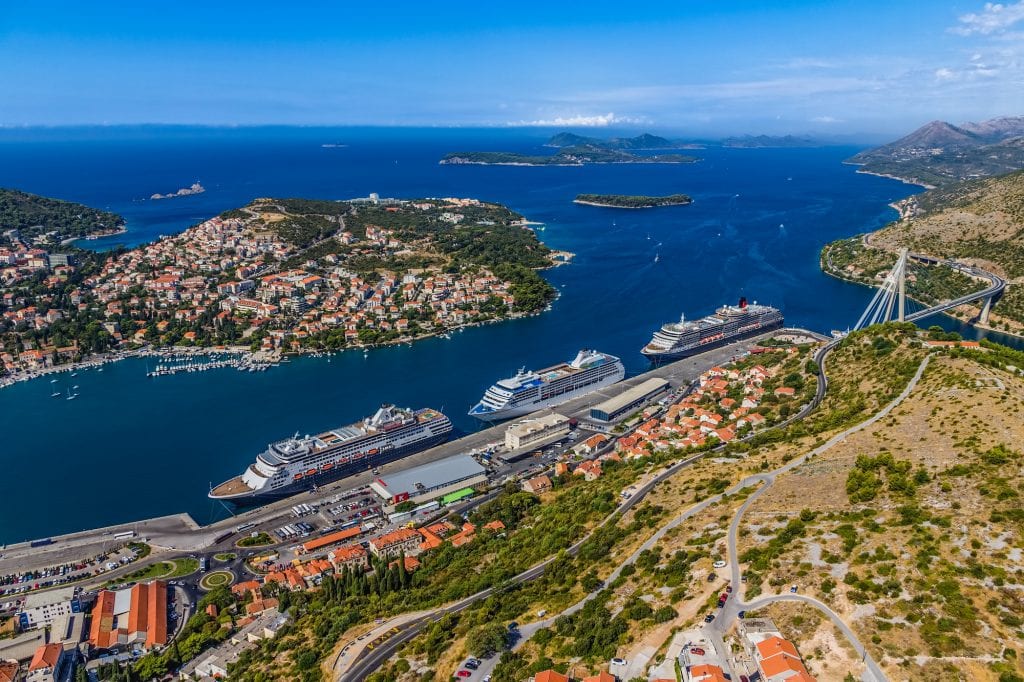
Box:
712;560;727;568
456;670;472;678
611;658;627;666
790;584;798;593
704;614;715;623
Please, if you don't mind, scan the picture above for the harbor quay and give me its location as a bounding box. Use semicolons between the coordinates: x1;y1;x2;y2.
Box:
0;329;821;587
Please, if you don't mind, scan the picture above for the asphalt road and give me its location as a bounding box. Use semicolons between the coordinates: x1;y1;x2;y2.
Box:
339;332;830;681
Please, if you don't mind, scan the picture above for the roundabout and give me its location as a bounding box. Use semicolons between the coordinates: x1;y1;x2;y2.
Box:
199;570;234;591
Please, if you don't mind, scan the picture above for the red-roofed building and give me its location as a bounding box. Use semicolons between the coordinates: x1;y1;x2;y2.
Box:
534;671;570;682
690;663;729;682
0;660;19;682
28;643;67;680
87;581;169;652
755;636;815;682
369;528;422;559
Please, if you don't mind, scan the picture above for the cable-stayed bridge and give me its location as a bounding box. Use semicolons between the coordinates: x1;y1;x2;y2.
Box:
853;248;1005;331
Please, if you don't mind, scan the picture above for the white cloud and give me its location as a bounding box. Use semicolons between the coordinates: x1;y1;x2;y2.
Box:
509;112;643;127
951;1;1024;35
811;116;843;123
935;67;957;80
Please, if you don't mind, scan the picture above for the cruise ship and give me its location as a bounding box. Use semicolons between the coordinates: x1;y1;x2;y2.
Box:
469;349;625;422
209;405;453;503
642;298;783;362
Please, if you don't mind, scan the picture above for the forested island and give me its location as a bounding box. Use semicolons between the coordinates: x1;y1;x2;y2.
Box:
573;193;693;209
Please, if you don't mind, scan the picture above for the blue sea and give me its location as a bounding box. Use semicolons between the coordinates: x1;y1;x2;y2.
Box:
0;126;998;543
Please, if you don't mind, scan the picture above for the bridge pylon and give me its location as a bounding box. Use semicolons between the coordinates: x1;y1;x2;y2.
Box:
854;248;909;330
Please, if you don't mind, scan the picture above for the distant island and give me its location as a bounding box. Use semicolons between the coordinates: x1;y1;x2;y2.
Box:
441;132;700;166
151;182;205;200
846;116;1024;188
722;134;820;148
573;193;693;209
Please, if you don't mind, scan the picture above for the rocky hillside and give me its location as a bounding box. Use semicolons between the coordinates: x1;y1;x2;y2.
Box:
823;169;1024;334
847;116;1024;187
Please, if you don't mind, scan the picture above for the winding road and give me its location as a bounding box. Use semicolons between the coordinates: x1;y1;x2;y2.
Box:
341;339;928;682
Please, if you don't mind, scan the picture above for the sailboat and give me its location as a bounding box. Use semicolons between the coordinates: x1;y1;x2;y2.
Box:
51;391;61;398
654;253;660;263
50;378;58;383
66;387;77;401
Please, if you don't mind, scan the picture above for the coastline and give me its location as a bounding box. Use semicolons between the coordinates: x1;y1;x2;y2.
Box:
0;250;575;390
62;225;128;245
842;162;935;190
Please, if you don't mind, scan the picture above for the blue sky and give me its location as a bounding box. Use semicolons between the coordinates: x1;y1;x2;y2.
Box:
2;1;1023;135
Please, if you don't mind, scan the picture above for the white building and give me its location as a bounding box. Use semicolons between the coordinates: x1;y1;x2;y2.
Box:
16;588;78;631
504;413;570;450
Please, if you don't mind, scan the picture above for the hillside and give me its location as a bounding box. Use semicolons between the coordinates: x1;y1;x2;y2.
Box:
847;116;1024;187
0;188;125;245
821;169;1024;334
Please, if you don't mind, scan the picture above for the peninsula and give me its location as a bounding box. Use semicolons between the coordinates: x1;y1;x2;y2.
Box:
573;193;693;209
0;187;125;243
441;132;699;166
0;194;560;381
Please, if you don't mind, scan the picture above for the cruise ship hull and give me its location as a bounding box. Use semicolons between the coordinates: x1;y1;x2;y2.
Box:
210;431;451;504
641;317;783;363
469;369;623;422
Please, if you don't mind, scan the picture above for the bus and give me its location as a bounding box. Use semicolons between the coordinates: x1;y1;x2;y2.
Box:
113;531;136;541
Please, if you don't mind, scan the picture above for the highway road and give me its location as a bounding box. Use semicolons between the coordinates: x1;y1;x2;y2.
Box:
339;332;830;681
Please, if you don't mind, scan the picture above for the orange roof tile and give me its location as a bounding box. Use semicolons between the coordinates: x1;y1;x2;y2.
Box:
29;643;62;671
534;671;570;682
690;663;729;682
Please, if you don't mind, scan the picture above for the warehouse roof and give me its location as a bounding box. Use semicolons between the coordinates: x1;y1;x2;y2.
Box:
371;454;485;497
591;378;668;415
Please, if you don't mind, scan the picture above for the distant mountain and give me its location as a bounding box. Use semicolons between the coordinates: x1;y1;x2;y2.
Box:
847;116;1024;187
545;132;675;149
959;116;1024;141
721;134;819;148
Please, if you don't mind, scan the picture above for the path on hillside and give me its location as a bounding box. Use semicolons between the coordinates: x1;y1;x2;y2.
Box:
499;354;928;682
714;355;931;682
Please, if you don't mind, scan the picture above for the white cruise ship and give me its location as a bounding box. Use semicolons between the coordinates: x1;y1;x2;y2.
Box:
642;297;783;362
469;349;625;422
209;405;452;503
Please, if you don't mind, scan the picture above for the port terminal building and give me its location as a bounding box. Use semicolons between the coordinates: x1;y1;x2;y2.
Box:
370;454;487;505
504;412;570;450
589;378;669;422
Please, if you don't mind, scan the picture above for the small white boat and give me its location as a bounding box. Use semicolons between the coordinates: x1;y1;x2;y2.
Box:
50;378;58;383
51;392;61;398
70;372;78;377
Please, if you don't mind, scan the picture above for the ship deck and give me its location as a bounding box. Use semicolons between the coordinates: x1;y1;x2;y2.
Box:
210;476;254;498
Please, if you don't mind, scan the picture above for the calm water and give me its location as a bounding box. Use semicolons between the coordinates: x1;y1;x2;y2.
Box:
0;127;995;543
